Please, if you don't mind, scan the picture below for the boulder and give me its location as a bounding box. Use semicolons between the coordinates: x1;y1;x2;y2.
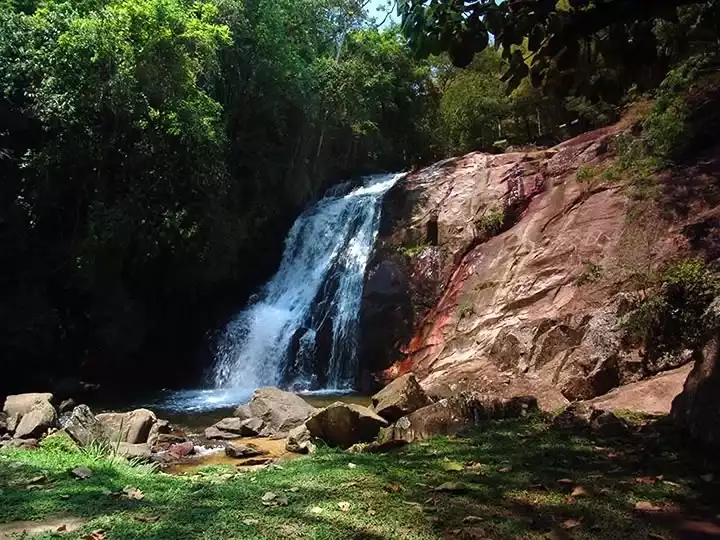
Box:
371;373;432;422
14;400;57;439
116;443;152;460
58;399;76;415
379;393;537;444
672;333;720;445
590;410;630;437
96;409;156;444
168;441;195;457
205;426;244;440
224;442;265;459
3;393;54;418
587;363;692;415
305;402;388;448
285;424;316;454
62;405;105;446
233;387;317;437
207;417;265;438
551;403;596;430
6;413;20;434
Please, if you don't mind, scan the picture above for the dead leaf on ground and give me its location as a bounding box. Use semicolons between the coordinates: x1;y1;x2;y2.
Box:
634;501;663;513
121;487;145;500
561;518;582;530
463;516;484;524
434;481;467;493
440;459;464;472
82;530;105;540
242;519;259;526
310;506;323;514
498;466;512;473
288;487;299;493
347;463;357;469
341;481;359;488
634;476;657;485
367;509;377;516
338;501;351;512
570;486;588;497
385;482;404;493
56;525;67;532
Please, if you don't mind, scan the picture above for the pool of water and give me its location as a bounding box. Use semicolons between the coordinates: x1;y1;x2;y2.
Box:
104;387;372;436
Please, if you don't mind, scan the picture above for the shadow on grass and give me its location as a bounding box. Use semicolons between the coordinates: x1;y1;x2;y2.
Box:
1;416;719;539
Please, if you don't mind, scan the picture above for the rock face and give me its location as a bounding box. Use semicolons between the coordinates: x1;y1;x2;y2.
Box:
379;393;537;444
305;402;388;448
364;122;691;408
96;409;156;444
371;373;432;422
3;393;54;418
234;387;317;437
62;405;105;446
13;399;57;439
672;335;720;445
207;417;264;438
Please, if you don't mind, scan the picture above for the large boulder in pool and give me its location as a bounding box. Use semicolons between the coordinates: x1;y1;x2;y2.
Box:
96;409;157;444
305;402;388;448
234;387;317;438
371;373;432;422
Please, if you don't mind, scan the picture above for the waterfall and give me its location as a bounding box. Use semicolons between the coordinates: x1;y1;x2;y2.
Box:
212;173;403;393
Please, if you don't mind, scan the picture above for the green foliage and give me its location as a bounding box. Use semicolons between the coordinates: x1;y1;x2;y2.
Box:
625;259;720;357
576;165;600;184
398;243;429;259
399;0;720;103
577;261;604;286
476;205;505;237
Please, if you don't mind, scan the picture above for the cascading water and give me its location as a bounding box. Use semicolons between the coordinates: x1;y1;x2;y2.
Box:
211;173;403;394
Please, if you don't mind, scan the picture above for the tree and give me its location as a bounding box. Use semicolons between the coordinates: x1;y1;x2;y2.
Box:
398;0;720;100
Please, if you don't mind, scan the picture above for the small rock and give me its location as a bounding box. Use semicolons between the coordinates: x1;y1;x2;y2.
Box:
371;373;433;422
338;501;351;512
239;457;273;466
242;519;259;526
225;443;265;459
570;486;588;497
286;424;316;454
261;491;288;506
121;486;144;500
463;516;484;524
590;411;630;437
71;467;93;480
701;473;715;483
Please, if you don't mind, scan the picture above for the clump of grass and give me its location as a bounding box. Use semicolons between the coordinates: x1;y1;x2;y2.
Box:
398;243;429;258
476;204;505;237
577;260;604;285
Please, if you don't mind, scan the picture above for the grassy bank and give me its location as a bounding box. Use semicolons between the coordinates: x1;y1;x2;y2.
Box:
1;415;719;539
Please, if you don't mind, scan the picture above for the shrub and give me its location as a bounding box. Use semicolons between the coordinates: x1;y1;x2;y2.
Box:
625;258;720;357
577;261;603;285
476;205;505;237
398;243;429;258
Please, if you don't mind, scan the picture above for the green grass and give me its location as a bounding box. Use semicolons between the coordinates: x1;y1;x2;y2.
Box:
1;415;718;539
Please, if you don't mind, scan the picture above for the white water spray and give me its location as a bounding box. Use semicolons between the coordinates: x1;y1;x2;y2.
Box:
212;173;402;392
